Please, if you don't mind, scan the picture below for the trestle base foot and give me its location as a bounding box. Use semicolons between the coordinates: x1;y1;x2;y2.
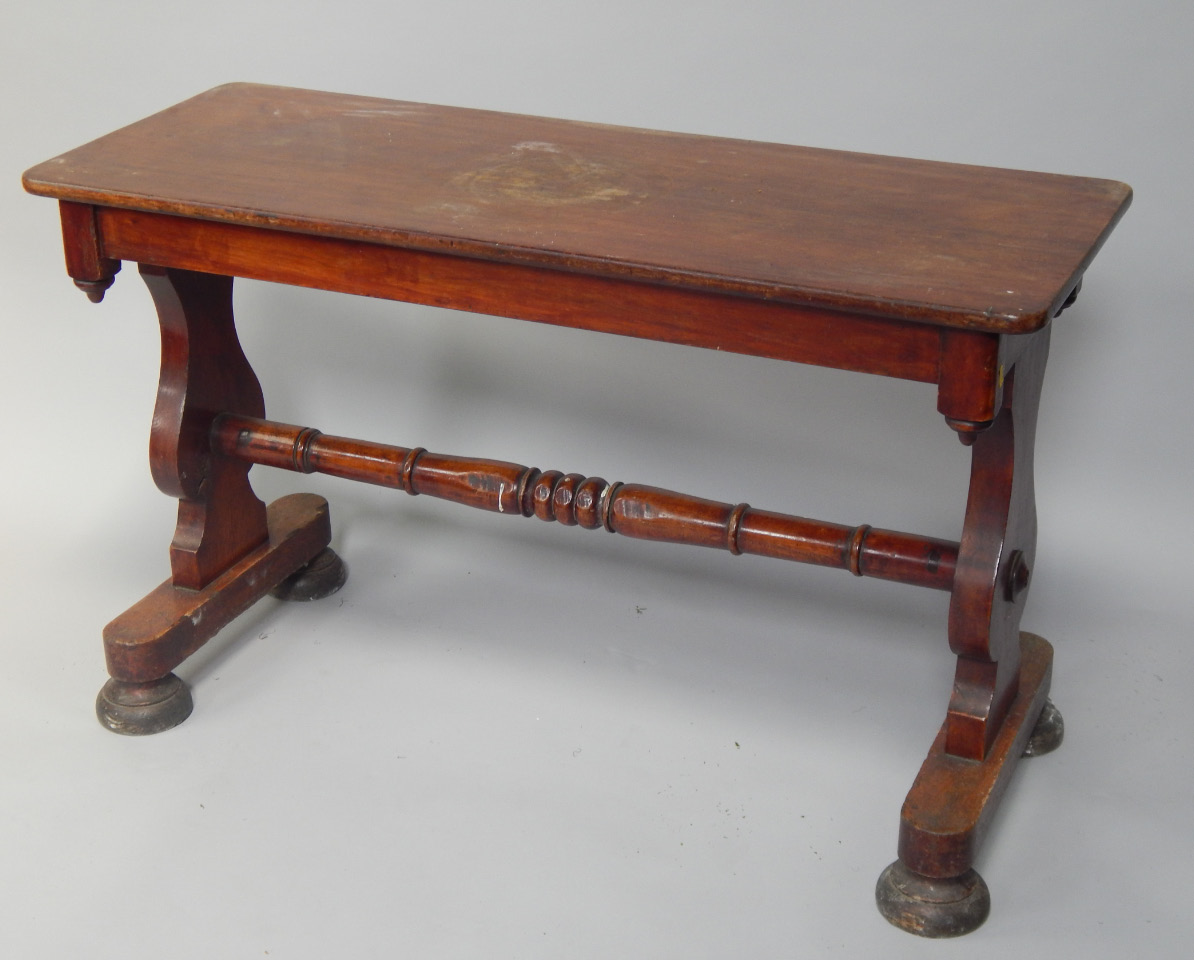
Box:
1023;698;1064;757
269;547;347;602
875;861;990;938
96;672;193;736
883;633;1054;935
97;494;334;736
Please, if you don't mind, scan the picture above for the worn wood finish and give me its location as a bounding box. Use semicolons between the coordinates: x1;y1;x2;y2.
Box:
22;84;1132;935
213;415;960;591
23;83;1129;333
898;632;1054;879
876;632;1055;936
102;493;332;682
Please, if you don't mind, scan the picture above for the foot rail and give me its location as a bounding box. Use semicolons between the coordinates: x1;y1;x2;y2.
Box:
213;415;958;592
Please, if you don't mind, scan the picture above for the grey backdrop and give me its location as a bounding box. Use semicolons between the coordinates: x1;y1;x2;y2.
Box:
3;2;1190;957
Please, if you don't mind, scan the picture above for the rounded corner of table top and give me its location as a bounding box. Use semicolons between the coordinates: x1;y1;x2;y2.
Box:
19;84;1132;340
21;164;60;198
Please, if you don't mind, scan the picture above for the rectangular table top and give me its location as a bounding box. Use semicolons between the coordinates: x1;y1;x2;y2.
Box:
23;83;1130;333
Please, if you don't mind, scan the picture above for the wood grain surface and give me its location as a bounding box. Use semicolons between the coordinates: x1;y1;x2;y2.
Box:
23;83;1130;331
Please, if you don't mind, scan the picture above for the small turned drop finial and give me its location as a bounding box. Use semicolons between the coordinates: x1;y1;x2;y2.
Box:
1054;277;1082;316
944;417;991;445
74;276;116;303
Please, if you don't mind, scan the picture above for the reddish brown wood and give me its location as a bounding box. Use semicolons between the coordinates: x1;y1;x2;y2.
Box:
23;83;1130;333
21;85;1133;933
945;329;1050;759
141;265;268;589
937;331;1003;442
103;493;332;682
898;632;1054;878
57;201;120;301
214;415;959;591
95;208;943;383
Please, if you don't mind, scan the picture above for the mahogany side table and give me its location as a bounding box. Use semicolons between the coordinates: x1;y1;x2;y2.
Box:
23;83;1130;937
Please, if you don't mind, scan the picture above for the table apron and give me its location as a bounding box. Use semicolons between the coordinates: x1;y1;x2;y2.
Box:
96;206;946;383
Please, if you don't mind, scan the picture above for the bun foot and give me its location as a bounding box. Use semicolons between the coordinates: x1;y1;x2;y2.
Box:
875;860;990;937
269;547;347;601
96;673;193;735
1023;698;1064;757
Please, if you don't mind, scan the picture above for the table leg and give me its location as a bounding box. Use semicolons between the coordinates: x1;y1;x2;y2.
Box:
95;266;345;734
876;633;1062;936
877;328;1065;935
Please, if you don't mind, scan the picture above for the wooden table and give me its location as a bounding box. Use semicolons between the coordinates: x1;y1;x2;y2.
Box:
23;83;1130;937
